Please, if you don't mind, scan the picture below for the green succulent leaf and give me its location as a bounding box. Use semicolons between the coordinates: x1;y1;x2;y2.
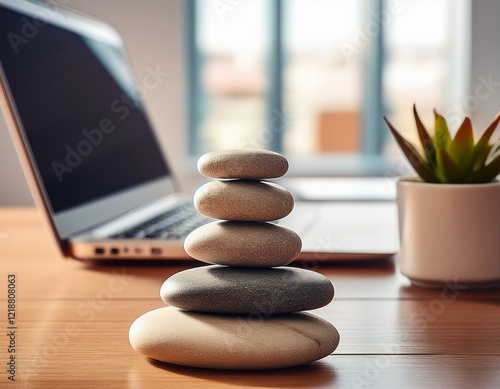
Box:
433;110;451;152
449;117;474;176
386;107;499;184
471;113;500;170
467;152;500;183
383;117;439;183
487;139;500;163
437;149;465;183
413;104;436;167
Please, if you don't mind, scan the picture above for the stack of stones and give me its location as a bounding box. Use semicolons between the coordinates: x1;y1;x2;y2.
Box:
129;150;340;369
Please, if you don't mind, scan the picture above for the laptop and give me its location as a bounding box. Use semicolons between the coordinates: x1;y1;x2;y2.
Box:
0;0;398;262
279;177;398;260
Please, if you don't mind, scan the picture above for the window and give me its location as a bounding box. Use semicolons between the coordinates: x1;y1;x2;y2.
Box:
188;0;465;174
383;0;455;153
283;0;364;155
188;0;270;154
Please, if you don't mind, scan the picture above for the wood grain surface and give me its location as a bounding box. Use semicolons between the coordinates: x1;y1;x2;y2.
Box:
0;207;499;388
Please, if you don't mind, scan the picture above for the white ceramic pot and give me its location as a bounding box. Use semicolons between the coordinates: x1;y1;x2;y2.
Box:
397;179;500;288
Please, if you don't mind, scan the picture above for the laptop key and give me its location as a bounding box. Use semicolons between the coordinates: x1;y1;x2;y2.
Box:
114;204;207;240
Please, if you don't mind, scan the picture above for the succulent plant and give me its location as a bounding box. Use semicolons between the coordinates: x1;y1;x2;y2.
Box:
383;105;500;183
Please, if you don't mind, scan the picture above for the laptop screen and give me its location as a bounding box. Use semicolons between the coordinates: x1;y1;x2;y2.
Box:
0;4;170;213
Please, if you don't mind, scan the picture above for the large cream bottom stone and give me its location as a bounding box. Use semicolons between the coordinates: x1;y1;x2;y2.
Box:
129;306;340;369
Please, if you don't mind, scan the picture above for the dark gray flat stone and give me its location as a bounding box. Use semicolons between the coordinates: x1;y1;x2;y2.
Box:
160;265;334;314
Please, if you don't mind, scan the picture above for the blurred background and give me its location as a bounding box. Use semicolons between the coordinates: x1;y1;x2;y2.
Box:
1;0;500;205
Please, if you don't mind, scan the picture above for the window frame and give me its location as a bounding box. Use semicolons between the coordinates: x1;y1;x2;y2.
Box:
184;0;470;177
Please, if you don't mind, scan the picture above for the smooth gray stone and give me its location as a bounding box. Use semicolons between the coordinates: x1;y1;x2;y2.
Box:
160;265;334;314
194;180;294;222
184;221;302;267
198;149;289;180
129;306;340;369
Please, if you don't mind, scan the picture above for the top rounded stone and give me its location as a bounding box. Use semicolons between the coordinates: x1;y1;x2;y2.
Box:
198;150;289;180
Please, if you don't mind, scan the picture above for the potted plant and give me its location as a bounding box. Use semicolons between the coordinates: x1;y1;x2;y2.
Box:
384;105;500;288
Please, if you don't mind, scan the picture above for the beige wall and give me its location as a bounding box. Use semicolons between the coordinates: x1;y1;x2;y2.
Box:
0;0;193;206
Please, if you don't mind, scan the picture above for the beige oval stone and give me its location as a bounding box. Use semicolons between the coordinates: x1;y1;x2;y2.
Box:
129;306;340;369
198;150;288;179
194;180;294;221
184;221;301;266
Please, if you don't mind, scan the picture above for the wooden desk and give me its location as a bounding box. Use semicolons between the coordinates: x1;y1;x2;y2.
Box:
1;207;499;388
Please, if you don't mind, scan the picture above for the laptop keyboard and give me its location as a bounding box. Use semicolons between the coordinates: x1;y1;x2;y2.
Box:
111;203;209;240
